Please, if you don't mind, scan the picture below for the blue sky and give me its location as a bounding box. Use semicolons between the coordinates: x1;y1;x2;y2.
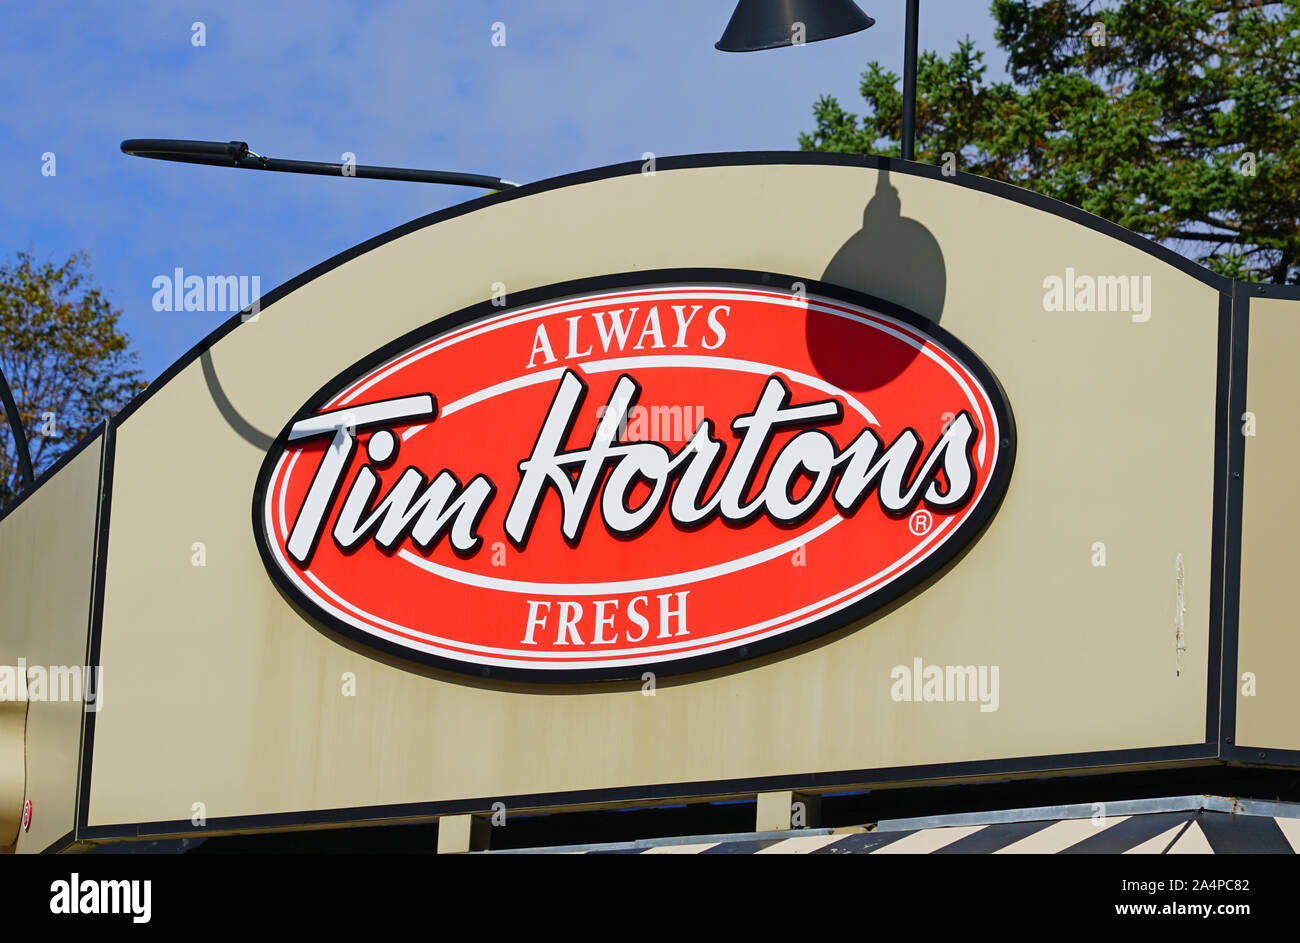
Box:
1;1;1008;379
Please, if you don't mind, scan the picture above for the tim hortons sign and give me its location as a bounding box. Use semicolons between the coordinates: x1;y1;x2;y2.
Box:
253;271;1016;680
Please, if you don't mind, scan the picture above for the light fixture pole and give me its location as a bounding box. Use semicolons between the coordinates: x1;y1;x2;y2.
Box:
717;0;921;161
900;0;919;161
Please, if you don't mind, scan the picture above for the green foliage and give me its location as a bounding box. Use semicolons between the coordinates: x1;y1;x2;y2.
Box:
799;0;1300;283
0;251;145;505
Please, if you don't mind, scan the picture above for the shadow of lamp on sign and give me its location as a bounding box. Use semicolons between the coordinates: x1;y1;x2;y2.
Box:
813;170;947;391
716;2;938;388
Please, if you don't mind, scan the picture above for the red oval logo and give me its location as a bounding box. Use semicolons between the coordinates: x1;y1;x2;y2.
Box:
253;272;1015;680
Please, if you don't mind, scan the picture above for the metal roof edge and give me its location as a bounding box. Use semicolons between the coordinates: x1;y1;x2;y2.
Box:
877;794;1300;832
480;827;834;855
472;795;1300;853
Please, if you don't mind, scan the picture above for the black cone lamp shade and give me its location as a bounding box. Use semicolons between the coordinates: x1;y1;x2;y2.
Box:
716;0;875;52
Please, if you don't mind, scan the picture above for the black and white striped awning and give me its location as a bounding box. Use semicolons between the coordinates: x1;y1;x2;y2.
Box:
494;795;1300;855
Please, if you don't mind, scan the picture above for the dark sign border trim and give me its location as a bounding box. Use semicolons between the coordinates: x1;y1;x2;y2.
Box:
250;268;1017;683
63;153;1245;846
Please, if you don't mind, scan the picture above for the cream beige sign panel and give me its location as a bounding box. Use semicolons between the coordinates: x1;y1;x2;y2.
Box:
0;436;102;851
87;161;1220;829
1235;295;1300;753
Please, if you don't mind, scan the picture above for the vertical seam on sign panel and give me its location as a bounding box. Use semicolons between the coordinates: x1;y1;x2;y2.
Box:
76;419;115;841
1201;290;1232;749
1206;288;1234;747
1217;284;1250;760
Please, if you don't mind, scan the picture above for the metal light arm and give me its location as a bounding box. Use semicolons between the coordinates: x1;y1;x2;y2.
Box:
121;139;519;190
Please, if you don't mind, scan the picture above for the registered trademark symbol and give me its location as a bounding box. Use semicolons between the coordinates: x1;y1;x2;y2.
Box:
909;509;933;536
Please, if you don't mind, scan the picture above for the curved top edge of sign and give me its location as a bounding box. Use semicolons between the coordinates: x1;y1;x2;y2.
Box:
0;151;1252;530
0;150;1206;535
112;152;1231;440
